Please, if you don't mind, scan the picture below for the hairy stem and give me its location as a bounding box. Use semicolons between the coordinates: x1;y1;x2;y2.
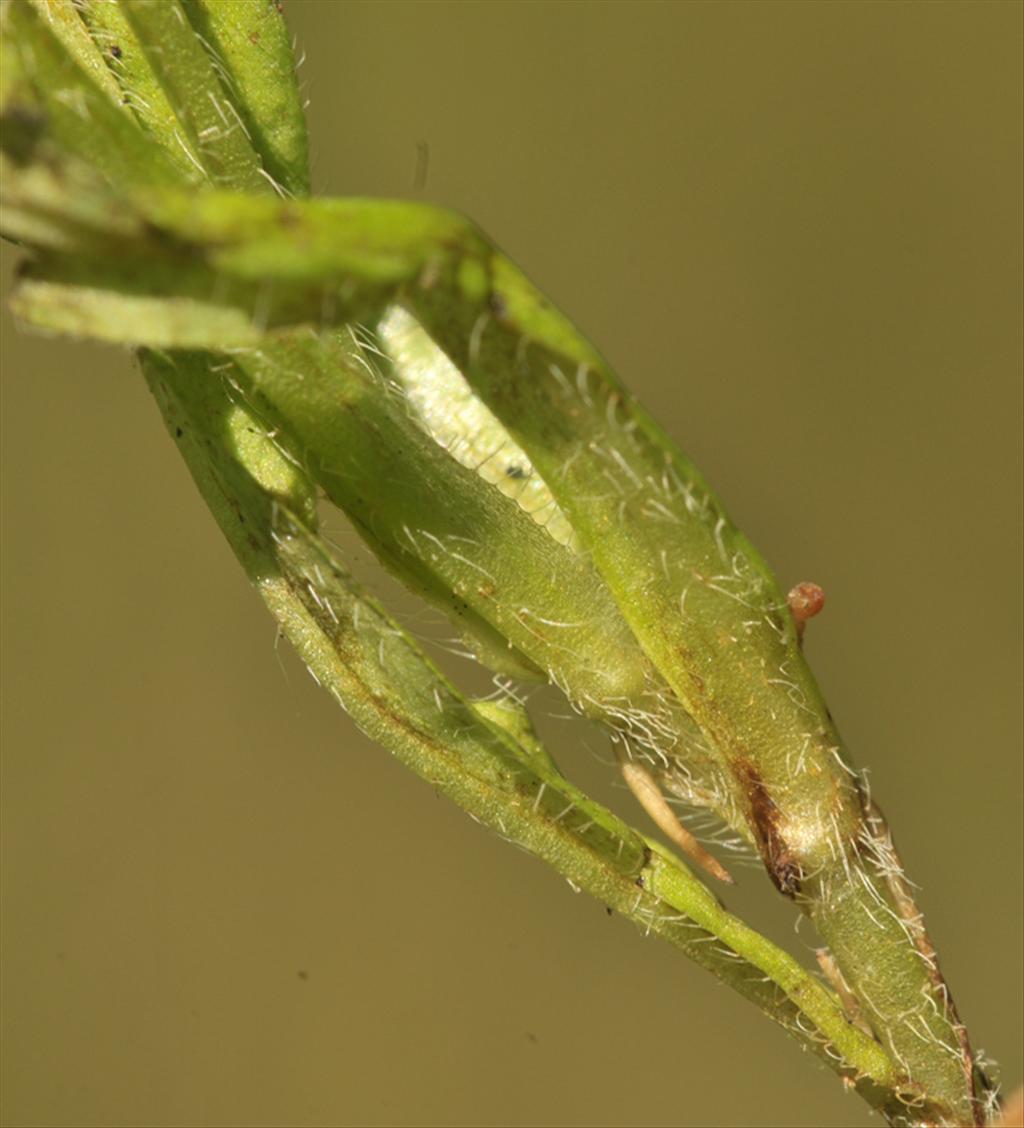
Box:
0;2;994;1123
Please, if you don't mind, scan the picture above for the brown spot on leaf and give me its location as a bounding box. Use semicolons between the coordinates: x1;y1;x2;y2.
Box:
489;290;509;322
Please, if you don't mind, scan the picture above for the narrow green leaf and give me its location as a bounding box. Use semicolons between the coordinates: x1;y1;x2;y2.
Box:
143;346;902;1119
200;324;741;838
77;0;209;181
25;0;123;103
9;265;271;347
181;0;310;196
2;0;190;188
0;154;143;253
120;0;267;192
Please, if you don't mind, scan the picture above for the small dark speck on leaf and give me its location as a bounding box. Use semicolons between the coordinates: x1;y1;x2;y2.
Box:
605;906;614;917
249;30;260;44
505;464;526;480
297;970;309;981
175;427;183;437
110;44;122;59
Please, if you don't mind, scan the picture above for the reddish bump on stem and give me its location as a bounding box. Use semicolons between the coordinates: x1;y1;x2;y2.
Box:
787;581;825;642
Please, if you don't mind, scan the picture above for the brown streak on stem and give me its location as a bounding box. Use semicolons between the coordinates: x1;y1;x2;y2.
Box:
734;757;803;897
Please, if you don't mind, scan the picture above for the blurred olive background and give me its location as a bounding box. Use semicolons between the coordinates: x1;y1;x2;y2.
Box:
2;2;1021;1126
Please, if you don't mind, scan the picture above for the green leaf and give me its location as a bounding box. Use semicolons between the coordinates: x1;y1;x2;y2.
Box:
179;0;310;196
142;345;902;1120
119;0;267;192
2;0;190;188
78;0;212;182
